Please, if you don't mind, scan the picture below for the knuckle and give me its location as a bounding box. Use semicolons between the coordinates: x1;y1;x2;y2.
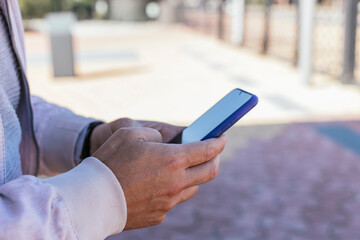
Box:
114;128;141;144
118;117;134;126
167;155;183;170
220;138;227;151
115;127;128;135
204;141;213;161
111;118;133;132
121;128;138;139
167;184;183;197
208;162;219;180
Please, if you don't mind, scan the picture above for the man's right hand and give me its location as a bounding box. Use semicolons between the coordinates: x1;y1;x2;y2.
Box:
92;127;226;230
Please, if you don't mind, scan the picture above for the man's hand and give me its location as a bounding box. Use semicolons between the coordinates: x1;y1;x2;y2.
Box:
92;127;226;230
90;118;184;155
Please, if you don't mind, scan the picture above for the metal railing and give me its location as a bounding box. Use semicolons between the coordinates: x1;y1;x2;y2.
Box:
178;0;359;85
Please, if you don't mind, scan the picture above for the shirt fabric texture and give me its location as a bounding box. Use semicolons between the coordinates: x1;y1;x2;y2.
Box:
0;1;128;239
0;10;21;182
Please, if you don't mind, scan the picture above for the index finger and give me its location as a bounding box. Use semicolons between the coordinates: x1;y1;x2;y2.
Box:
177;135;227;168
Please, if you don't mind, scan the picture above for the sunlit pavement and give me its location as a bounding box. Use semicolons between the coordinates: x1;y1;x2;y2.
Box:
24;21;360;239
25;21;360;125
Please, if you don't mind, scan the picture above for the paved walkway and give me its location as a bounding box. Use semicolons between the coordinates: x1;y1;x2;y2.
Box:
109;120;360;240
24;21;360;239
25;21;360;125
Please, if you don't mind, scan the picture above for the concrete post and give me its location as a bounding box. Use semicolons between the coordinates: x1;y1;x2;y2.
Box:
298;0;316;85
109;0;148;21
217;0;225;39
341;0;358;84
159;0;179;23
47;12;76;77
294;0;300;66
201;0;207;33
231;0;245;45
262;0;272;54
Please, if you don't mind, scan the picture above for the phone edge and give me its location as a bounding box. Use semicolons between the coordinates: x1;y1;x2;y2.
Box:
201;94;258;141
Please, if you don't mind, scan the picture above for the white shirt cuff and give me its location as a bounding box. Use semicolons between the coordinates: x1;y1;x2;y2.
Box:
43;157;127;240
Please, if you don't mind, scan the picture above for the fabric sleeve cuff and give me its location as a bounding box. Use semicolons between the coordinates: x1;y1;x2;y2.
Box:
43;157;127;240
39;112;96;173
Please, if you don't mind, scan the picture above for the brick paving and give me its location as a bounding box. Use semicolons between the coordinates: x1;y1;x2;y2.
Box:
108;120;360;240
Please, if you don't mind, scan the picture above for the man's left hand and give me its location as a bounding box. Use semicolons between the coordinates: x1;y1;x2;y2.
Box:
90;118;184;155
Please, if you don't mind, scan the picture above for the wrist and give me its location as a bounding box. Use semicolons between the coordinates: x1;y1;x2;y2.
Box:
81;122;104;160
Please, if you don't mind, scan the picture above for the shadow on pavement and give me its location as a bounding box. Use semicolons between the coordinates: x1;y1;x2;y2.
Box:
108;119;360;240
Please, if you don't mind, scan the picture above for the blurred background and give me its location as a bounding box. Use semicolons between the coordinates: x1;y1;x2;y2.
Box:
20;0;360;239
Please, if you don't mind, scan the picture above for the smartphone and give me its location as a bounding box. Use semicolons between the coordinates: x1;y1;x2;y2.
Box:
169;88;258;144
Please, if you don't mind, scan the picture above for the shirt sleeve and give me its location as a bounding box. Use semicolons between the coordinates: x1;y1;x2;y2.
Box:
31;95;101;176
0;157;127;240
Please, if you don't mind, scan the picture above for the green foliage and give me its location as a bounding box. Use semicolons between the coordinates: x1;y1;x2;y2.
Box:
246;0;265;5
71;0;94;20
18;0;94;19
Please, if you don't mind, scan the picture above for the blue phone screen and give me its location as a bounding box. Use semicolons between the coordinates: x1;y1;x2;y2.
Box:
181;89;252;144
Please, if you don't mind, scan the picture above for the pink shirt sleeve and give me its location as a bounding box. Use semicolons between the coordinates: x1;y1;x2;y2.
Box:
31;95;96;176
0;157;127;240
0;175;79;239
